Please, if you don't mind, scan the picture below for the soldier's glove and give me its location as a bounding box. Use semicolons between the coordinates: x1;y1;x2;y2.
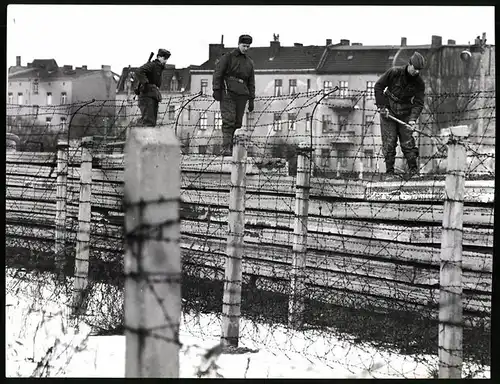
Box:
378;107;390;118
248;99;254;113
213;90;222;102
408;120;418;140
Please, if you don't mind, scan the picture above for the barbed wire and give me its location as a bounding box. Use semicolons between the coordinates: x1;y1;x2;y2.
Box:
5;89;493;378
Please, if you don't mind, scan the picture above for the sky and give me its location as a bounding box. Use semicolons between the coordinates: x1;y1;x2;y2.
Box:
6;5;496;75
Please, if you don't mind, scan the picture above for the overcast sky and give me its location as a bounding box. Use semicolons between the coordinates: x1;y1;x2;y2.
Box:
7;5;495;75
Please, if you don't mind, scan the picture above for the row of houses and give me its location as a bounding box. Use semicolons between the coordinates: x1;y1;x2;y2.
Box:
7;33;495;174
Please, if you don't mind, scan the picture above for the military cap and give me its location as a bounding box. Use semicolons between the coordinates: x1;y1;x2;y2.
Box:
409;51;426;70
238;34;253;44
158;49;171;59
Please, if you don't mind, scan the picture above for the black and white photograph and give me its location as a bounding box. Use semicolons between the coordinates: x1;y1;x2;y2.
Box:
5;3;496;379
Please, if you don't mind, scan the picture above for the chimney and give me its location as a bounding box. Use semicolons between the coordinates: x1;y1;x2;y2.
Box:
431;35;442;47
340;39;350;46
16;56;21;66
447;39;456;45
82;65;87;70
294;43;303;47
101;65;111;71
326;39;332;46
270;40;280;57
209;43;224;60
401;37;407;47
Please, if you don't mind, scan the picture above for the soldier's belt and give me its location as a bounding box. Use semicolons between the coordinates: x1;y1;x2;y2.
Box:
226;76;245;84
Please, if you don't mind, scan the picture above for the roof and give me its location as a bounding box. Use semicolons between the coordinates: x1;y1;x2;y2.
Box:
197;44;327;71
116;64;196;93
8;59;113;81
317;45;433;74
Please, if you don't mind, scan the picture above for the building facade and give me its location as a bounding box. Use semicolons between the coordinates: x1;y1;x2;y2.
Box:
7;57;118;143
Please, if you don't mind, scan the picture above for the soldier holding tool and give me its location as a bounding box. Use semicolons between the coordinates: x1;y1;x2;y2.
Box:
374;51;426;180
134;48;171;126
212;34;256;156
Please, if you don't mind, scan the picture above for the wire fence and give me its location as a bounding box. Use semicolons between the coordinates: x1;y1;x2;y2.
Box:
6;89;494;378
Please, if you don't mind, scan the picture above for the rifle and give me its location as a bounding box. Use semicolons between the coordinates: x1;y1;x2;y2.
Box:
133;51;155;98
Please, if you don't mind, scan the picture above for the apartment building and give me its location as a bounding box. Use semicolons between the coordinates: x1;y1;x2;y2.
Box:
7;56;118;136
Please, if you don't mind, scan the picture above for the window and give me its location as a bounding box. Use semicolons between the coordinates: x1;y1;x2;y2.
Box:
46;92;53;105
187;105;191;121
338;114;349;131
60;92;67;104
45;117;52;128
305;112;311;132
274;79;283;96
366;81;375;99
17;93;23;105
307;79;312;94
289;79;297;95
201;79;208;95
288;113;297;131
214;111;222;130
61;117;67;131
339;81;349;98
273;113;283;131
337;149;348;167
171;77;178;92
199;112;208;130
323;80;333;94
32;78;39;95
322;114;333;133
321;148;330;167
198;145;207;154
8;92;13;104
363;149;374;168
168;105;175;120
246;113;254;130
212;144;222;155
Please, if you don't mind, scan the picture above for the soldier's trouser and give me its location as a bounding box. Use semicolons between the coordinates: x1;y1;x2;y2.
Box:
138;96;159;127
380;115;419;173
220;91;248;154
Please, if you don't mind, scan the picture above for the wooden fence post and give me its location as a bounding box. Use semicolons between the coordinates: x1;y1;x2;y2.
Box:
124;127;181;378
72;137;93;317
221;128;247;347
288;142;312;329
439;125;469;379
55;139;69;280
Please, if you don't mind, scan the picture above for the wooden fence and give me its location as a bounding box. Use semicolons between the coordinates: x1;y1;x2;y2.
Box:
5;142;494;330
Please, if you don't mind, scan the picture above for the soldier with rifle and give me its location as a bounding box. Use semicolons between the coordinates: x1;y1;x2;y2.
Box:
134;48;171;126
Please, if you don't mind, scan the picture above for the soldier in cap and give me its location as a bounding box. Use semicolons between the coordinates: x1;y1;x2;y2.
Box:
374;51;426;180
212;34;256;155
134;48;171;126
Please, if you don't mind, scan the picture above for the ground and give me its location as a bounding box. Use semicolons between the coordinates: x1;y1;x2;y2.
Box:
6;268;490;378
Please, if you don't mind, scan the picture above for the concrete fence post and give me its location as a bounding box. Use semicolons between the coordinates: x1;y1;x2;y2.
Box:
288;142;312;329
221;128;248;347
124;127;181;378
439;125;469;379
55;139;69;280
72;137;93;317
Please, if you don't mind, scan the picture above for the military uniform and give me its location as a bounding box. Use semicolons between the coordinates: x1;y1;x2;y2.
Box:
135;49;171;126
212;35;255;154
374;52;426;176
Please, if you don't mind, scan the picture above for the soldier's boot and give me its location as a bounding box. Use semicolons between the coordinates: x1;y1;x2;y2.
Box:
406;157;420;180
384;160;397;181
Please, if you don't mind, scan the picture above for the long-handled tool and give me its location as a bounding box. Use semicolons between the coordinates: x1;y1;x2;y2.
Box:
379;111;444;148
